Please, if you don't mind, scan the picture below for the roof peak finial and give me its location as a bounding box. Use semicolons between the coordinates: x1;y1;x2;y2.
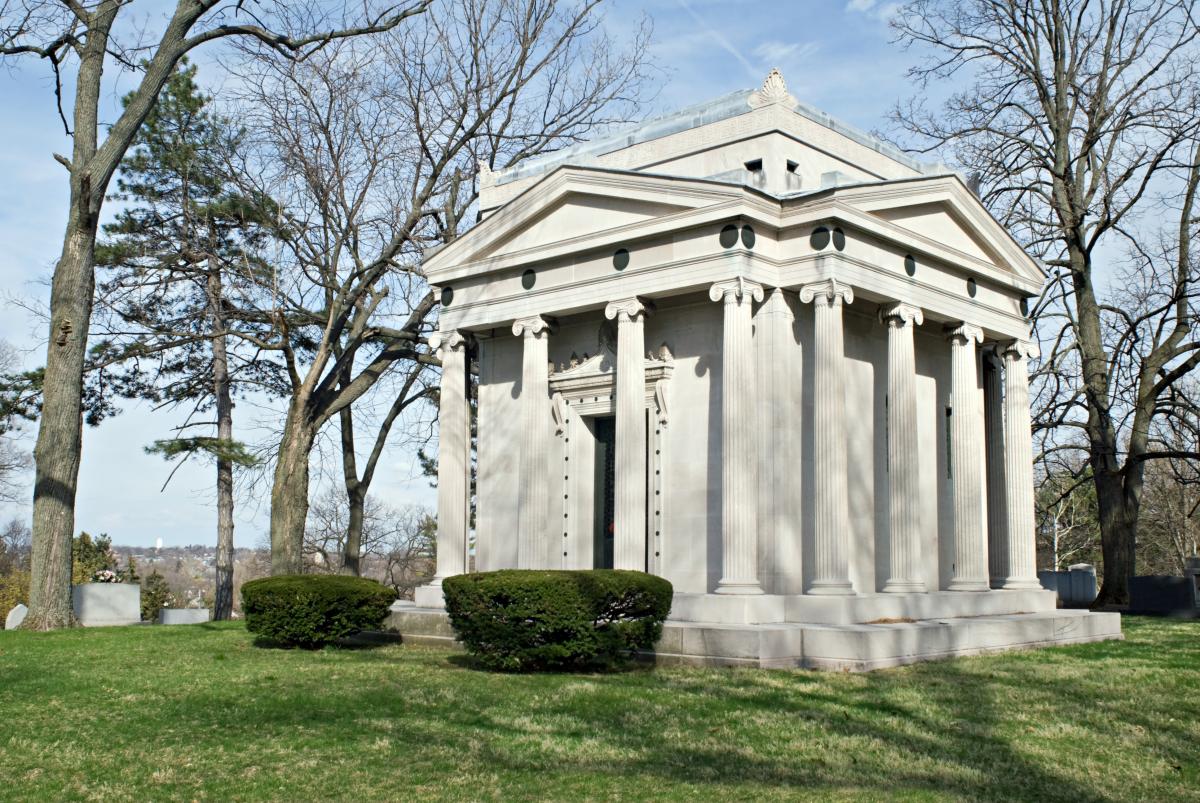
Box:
749;67;793;108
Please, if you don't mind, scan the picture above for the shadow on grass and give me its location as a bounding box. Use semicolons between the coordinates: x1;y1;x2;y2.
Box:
444;651;656;675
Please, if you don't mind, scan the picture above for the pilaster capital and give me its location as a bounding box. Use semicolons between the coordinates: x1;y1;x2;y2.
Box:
879;302;923;327
512;315;556;338
429;329;469;355
798;278;854;306
709;277;765;304
944;322;983;345
1000;339;1040;361
604;297;654;323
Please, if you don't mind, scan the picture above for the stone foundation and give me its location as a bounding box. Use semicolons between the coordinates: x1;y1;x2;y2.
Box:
384;593;1124;672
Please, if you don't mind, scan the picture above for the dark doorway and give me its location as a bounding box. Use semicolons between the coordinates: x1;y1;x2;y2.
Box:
592;415;616;569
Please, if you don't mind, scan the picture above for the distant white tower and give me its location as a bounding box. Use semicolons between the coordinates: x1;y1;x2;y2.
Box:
155;537;163;551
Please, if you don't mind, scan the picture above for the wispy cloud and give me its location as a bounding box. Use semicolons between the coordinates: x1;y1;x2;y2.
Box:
845;0;902;21
753;40;820;67
674;0;759;81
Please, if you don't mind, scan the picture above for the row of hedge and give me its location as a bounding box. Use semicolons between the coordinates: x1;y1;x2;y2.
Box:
242;569;673;670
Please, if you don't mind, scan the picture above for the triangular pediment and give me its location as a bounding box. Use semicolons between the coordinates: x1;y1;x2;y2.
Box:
832;177;1044;285
478;193;691;260
423;166;741;278
872;202;1005;266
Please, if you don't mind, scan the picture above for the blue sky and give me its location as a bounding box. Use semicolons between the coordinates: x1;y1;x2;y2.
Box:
0;0;925;547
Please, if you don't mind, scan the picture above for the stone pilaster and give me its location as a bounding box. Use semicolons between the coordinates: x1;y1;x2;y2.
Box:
799;279;856;595
982;348;1009;587
513;315;555;569
757;288;800;594
605;297;652;571
1001;340;1042;589
710;278;764;594
880;302;925;593
430;330;470;583
945;322;989;591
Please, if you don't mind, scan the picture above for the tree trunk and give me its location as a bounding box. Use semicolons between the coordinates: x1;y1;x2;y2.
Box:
209;269;236;620
337;374;363;576
24;222;97;630
22;3;118;631
270;403;316;575
343;484;365;576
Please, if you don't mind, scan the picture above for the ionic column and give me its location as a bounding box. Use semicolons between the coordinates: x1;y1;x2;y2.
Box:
513;315;555;569
982;348;1009;587
1000;340;1041;588
799;279;855;595
880;303;925;593
945;322;989;591
605;297;652;571
430;330;470;583
710;278;764;594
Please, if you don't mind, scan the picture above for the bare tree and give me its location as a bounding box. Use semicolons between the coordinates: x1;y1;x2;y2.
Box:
0;341;31;506
302;486;433;595
893;0;1200;603
1;0;429;629
226;0;650;574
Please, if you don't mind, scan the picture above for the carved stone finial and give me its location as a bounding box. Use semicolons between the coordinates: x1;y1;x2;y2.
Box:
749;68;794;109
478;160;496;190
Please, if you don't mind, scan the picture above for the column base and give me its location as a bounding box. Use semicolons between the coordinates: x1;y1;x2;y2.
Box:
1000;577;1044;591
714;580;765;595
882;579;927;594
807;580;856;596
948;579;990;592
413;582;446;609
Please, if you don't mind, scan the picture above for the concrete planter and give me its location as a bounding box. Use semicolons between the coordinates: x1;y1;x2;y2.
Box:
72;583;141;627
158;608;211;625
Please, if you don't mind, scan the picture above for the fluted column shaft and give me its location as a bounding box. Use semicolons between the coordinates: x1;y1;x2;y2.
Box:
946;322;989;591
431;330;470;582
800;280;855;595
983;349;1009;587
1001;340;1042;588
881;303;925;593
605;298;651;571
513;315;555;569
710;279;764;594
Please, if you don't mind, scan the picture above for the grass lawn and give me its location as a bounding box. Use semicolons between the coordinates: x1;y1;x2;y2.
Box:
0;617;1196;802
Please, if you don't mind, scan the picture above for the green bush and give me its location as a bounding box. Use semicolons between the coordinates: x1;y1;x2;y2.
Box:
241;574;394;648
443;570;673;671
140;571;174;622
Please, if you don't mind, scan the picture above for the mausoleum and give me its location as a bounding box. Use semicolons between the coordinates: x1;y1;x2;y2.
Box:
394;70;1123;669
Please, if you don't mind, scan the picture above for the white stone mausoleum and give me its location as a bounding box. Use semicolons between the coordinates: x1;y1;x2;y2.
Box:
394;71;1123;669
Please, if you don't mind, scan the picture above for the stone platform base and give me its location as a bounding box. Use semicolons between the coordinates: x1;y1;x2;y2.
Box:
385;599;1123;672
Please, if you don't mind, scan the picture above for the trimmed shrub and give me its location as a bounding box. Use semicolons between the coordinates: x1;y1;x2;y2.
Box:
443;570;673;671
241;574;394;648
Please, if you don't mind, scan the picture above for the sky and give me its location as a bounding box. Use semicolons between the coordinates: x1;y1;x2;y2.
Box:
0;0;928;547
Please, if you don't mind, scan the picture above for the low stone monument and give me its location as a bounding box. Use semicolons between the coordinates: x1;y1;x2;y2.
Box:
5;603;27;630
72;583;141;626
158;608;211;625
1038;564;1098;607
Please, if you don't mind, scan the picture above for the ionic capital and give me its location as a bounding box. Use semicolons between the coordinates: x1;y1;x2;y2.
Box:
512;315;556;338
799;278;854;306
429;329;469;355
1000;339;1040;361
604;297;654;323
944;322;983;345
879;302;923;328
709;278;765;304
